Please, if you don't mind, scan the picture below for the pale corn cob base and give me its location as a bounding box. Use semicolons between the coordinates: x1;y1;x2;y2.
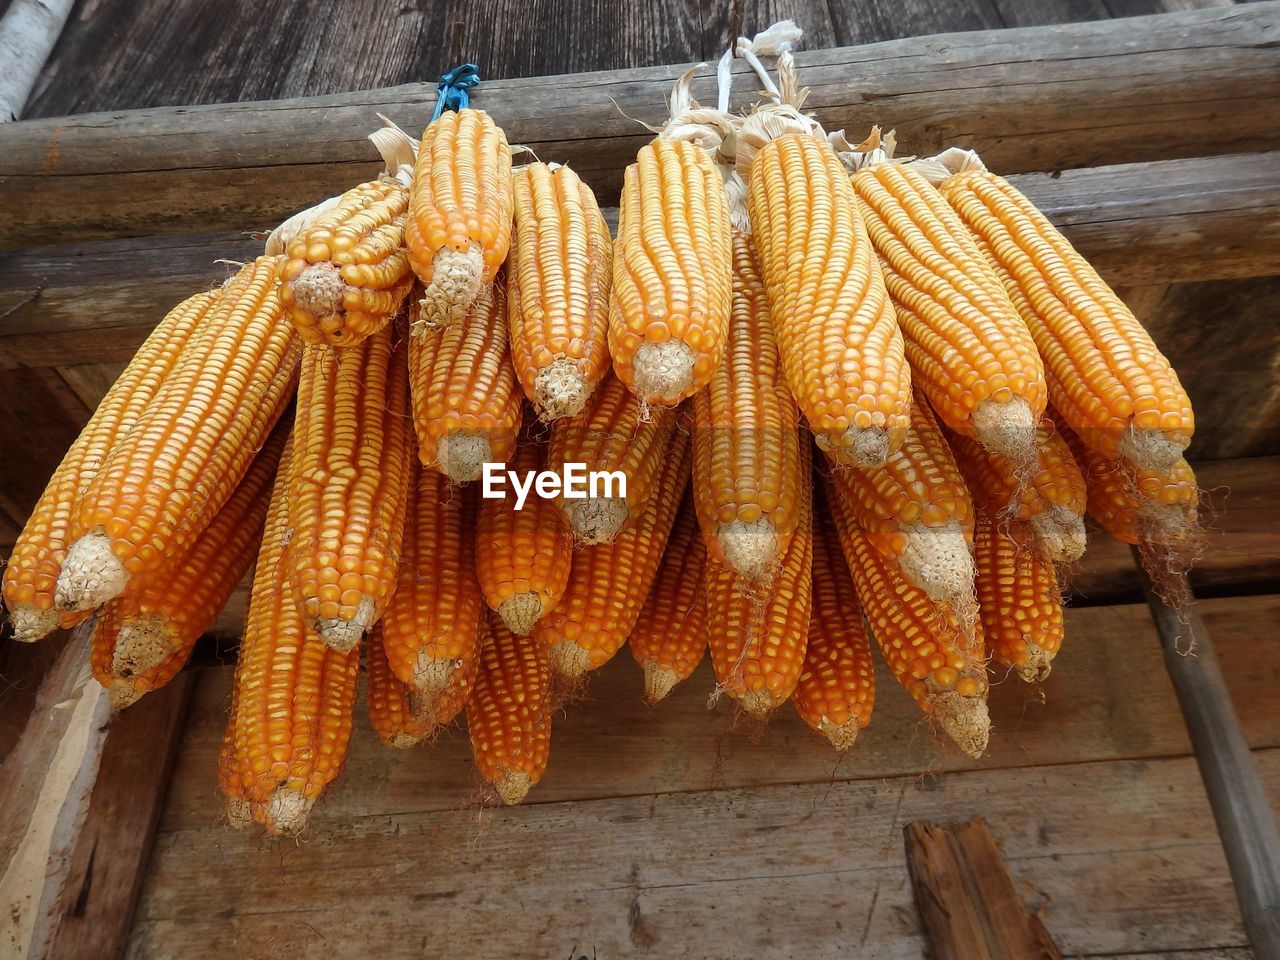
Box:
564;497;629;545
111;614;177;679
224;798;253;830
736;688;780;720
1028;504;1087;564
498;592;545;636
437;432;493;484
8;605;58;643
263;787;316;836
817;717;862;752
925;675;990;758
493;769;534;806
412;652;464;697
818;425;892;469
632;340;695;406
290;262;345;321
1010;641;1056;684
1119;426;1189;474
899;520;976;611
56;531;128;612
972;398;1036;465
415;247;484;331
718;518;779;583
107;680;149;712
1139;499;1200;545
549;639;591;680
535;358;591;421
316;594;377;653
641;660;681;704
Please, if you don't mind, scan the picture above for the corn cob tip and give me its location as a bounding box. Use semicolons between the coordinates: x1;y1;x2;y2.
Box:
927;680;990;759
832;425;892;469
437;432;494;484
535;359;591;421
291;262;345;319
8;606;57;643
498;592;546;636
412;652;462;698
641;660;680;704
737;688;778;721
1141;499;1200;546
631;340;695;406
899;520;976;608
1119;426;1190;474
224;798;253;830
1012;642;1055;684
316;595;376;653
386;730;425;749
56;532;127;613
972;398;1036;466
415;248;485;331
1029;505;1087;564
719;518;780;582
817;717;862;752
494;769;534;806
263;786;316;836
564;497;628;545
549;639;590;680
111;614;175;679
106;680;144;712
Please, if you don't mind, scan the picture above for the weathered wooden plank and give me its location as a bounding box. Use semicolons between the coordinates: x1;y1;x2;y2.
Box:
996;0;1110;26
0;4;1275;246
126;751;1279;958
56;361;128;409
829;0;1002;45
0;628;71;761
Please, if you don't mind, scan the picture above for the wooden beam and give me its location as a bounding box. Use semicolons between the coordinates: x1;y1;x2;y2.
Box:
0;3;1275;246
3;149;1276;370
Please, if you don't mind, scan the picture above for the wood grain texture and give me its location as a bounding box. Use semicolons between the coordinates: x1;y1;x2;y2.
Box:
0;4;1274;246
996;0;1110;26
829;0;1001;44
0;367;88;531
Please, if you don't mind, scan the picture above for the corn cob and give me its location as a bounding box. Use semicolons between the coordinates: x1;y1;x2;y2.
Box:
288;321;413;651
705;442;812;719
218;653;251;829
546;373;675;544
475;439;574;635
5;290;219;642
846;137;1046;466
692;231;802;581
946;419;1087;563
936;163;1193;470
507;162;613;420
380;463;482;700
227;435;361;836
407;108;513;329
535;426;691;681
823;392;975;610
973;511;1064;682
91;422;288;708
608;137;732;405
793;496;875;750
367;622;477;748
409;276;522;483
746;131;910;467
831;479;989;757
629;493;707;704
58;257;299;615
467;613;552;805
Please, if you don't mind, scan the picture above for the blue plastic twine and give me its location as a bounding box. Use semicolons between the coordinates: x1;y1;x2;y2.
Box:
431;63;481;121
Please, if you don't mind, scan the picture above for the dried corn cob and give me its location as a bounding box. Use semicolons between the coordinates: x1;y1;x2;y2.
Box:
823;392;975;610
467;613;552;805
535;426;691;681
935;159;1193;470
288;322;413;651
609;137;732;405
692;231;802;581
407;108;513;328
844;133;1046;466
508;162;613;420
705;442;812;719
5;290;219;642
380;464;481;700
475;440;574;635
58;258;299;615
226;435;361;835
367;622;477;748
546;372;675;544
91;423;289;708
630;493;707;704
793;498;875;750
831;480;989;757
409;276;522;482
946;419;1087;563
974;511;1064;682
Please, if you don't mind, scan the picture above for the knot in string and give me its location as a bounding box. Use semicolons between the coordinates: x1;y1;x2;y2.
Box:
431;63;481;121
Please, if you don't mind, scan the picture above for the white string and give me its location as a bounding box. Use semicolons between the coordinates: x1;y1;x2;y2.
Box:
714;20;803;114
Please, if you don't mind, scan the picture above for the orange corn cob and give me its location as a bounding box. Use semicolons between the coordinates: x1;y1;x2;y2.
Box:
793;499;875;750
226;435;361;836
5;289;219;642
705;442;813;719
746;132;910;467
407;108;513;328
467;613;552;805
938;167;1193;470
692;231;802;581
823;392;975;609
974;511;1064;683
58;257;300;614
831;481;989;757
91;422;289;709
218;670;251;829
608;137;732;405
367;622;478;748
546;372;675;544
850;156;1046;465
629;493;707;704
288;322;413;651
508;162;613;420
409;276;522;483
380;464;482;700
946;419;1087;563
475;440;574;635
535;426;691;681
